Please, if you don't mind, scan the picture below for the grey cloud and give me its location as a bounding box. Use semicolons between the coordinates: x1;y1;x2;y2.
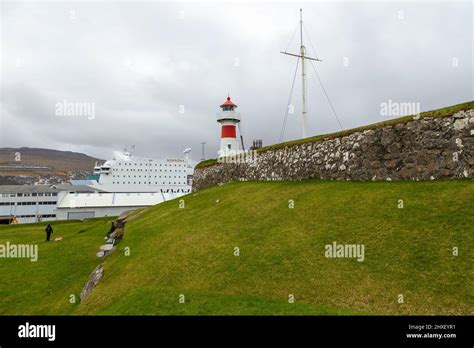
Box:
0;1;472;161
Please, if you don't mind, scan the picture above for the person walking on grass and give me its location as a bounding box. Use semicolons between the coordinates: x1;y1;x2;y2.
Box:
45;224;53;242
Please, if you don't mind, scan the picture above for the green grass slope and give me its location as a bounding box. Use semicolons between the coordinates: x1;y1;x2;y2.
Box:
74;180;472;315
0;180;472;315
0;218;115;315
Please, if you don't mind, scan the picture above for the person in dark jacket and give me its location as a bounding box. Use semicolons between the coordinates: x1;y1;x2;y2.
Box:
45;224;53;242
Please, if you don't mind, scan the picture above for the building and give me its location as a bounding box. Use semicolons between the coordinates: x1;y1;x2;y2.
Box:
0;184;101;224
217;95;243;157
0;184;183;223
250;139;263;150
55;190;181;220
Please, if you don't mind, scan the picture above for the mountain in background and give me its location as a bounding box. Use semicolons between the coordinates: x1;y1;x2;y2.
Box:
0;147;104;178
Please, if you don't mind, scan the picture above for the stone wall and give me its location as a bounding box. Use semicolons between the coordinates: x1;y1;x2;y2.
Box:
193;110;474;191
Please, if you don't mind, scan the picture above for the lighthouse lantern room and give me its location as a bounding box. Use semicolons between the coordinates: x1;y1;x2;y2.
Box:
217;95;242;157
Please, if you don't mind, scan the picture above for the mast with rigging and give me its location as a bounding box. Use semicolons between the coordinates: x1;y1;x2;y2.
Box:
280;9;322;139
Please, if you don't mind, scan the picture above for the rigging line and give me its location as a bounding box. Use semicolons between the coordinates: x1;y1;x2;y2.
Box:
284;22;300;53
302;22;320;60
279;58;300;143
309;59;344;131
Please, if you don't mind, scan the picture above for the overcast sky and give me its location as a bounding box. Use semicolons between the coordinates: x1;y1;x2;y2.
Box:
1;0;472;161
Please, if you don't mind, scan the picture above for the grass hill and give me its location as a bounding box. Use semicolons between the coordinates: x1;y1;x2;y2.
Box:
0;180;472;315
0;218;115;315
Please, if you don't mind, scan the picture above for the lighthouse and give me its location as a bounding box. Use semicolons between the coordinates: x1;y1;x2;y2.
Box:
217;95;241;157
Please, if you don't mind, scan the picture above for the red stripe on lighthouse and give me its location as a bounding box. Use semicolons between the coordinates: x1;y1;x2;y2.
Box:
221;125;236;138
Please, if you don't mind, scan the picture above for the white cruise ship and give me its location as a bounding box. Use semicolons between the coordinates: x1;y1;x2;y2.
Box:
0;148;196;224
86;148;195;194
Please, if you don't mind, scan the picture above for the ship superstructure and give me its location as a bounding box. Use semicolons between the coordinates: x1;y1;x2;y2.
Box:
88;148;194;193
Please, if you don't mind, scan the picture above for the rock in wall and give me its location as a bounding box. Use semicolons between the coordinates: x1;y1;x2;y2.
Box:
193;110;473;191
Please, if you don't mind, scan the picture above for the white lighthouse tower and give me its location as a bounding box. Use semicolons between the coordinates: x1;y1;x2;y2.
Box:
217;95;241;157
